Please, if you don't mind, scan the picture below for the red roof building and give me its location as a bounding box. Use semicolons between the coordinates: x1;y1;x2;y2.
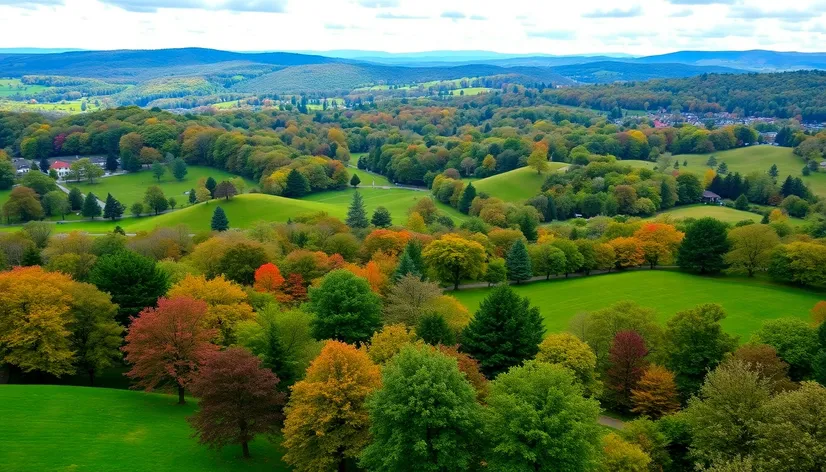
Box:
51;160;70;170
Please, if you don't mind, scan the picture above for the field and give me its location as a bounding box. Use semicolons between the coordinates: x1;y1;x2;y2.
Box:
472;164;568;201
452;270;823;340
654;204;763;224
0;99;102;114
348;168;392;187
0;385;288;472
70;166;256;207
454;87;492;96
676;146;826;196
0;78;48;97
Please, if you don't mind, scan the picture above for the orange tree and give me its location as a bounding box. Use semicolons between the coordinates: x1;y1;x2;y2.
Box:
634;223;684;269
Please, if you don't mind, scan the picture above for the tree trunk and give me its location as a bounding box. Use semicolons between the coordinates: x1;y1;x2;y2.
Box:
242;441;250;459
177;386;185;405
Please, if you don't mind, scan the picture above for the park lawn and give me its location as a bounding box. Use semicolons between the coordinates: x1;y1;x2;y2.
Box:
348;168;392;187
0;78;48;97
451;270;824;340
676;146;826;196
0;99;102;114
455;87;492;96
302;187;469;225
653;204;808;227
69;166;256;208
620;160;657;170
0;385;289;472
473;164;568;202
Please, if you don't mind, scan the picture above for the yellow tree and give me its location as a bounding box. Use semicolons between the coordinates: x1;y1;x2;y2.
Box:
609;237;645;269
422;234;486;290
365;324;417;364
633;223;685;269
282;341;382;472
168;274;255;345
527;144;550;175
703;168;716;189
630;365;681;419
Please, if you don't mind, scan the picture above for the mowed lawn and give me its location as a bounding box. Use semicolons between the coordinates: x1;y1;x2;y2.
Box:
452;270;824;340
473;164;568;202
0;385;289;472
69;166;256;207
653;204;807;226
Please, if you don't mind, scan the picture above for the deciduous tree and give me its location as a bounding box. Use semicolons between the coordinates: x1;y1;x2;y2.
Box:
725;224;780;277
606;331;649;411
168;274;255;346
89;250;170;324
309;270;382;344
678;218;730;274
67;282;123;385
422;234;486;290
253;262;285;293
631;365;680;419
536;332;600;395
634;223;684;269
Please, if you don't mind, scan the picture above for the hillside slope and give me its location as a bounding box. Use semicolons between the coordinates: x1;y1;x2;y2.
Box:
552;61;744;83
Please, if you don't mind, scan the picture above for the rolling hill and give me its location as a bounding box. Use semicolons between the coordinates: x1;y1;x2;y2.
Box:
551;61;744;83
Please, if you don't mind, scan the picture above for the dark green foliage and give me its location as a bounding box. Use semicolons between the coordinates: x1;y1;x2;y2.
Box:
143;186;168;215
506;239;532;283
21;170;57;196
734;193;749;211
102;193;124;221
0;159;15;190
393;250;420;281
81;192;101;219
346;190;369;229
210;206;229;232
68;187;83;211
188;188;196;205
21;244;43;267
815;322;826;385
458;182;476;214
151;162;166;182
216;243;268;285
462;285;545;377
205;176;217;198
283;169;310;198
416;313;455;346
676;173;703;204
754;319;819;381
309;270;382;344
39;157;50;173
371;206;392;228
171;158;188;180
518;211;538;242
89;250;170;324
105;154;118;172
360;345;482;472
677;217;730;274
350;174;360;187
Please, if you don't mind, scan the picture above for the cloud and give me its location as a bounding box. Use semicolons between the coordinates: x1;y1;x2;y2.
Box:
440;11;466;20
376;12;427;20
469;15;486;21
0;0;63;7
98;0;287;13
676;23;755;38
582;6;642;18
357;0;398;7
728;5;818;22
527;30;577;40
666;0;736;4
324;23;346;30
670;9;692;17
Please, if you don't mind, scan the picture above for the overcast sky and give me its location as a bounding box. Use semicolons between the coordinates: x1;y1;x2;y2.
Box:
1;0;826;55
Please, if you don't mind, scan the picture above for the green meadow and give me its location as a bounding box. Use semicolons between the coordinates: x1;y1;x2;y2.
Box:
452;270;824;340
472;164;568;202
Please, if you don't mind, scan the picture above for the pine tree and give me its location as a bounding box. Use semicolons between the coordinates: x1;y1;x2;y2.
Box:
350;174;361;187
68;187;84;211
39;157;50;173
21;244;42;266
781;175;795;196
81;192;101;219
205;177;217;198
768;164;779;181
458;182;476;214
416;313;455;345
102;193;124;220
105;154;118;173
546;195;558;221
405;240;425;276
393;251;420;281
506;239;532;283
346;190;368;228
188;188;197;205
519;212;538;242
211;206;229;232
371;206;392;228
283;169;310;198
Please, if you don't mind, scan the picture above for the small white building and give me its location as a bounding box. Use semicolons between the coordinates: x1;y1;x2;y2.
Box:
50;160;71;179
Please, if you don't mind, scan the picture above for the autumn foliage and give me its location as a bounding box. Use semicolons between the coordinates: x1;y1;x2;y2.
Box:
253;262;285;293
630;365;681;419
606;331;650;411
123;296;218;404
168;274;255;346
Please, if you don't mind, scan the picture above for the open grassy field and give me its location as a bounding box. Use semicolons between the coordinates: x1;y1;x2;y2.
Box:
473;164;568;201
0;99;102;114
0;78;48;97
348;168;392;187
676;146;826;196
70;166;256;207
454;87;492;96
452;270;823;340
0;385;288;472
653;204;762;224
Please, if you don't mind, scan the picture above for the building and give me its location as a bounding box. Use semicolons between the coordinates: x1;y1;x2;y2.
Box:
702;190;722;204
50;160;71;179
12;158;32;175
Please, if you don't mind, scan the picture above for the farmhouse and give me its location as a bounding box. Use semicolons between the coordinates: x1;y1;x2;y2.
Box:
50;160;71;179
702;190;722;204
12;158;31;175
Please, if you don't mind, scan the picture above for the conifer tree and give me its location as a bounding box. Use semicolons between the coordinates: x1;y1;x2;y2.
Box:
68;187;84;211
350;174;361;187
506;239;532;283
393;250;420;281
188;188;197;205
284;169;310;198
346;190;369;228
458;182;476;214
105;154;119;173
211;206;229;232
205;176;217;198
82;192;101;219
401;240;425;278
102;193;124;220
371;206;392;228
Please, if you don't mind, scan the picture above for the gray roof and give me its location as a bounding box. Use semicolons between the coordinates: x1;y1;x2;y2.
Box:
703;190;721;198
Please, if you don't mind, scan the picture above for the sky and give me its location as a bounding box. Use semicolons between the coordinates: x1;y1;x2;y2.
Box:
1;0;826;56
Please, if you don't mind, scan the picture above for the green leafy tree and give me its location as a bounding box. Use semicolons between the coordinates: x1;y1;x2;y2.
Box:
284;169;310;197
130;202;144;217
211;206;229;232
754;318;819;381
664;304;738;398
676;173;703;205
422;234;486;290
143;185;168;215
2;187;43;224
42;190;70;219
552;239;585;277
462;285;545;377
0;158;15;190
102;193;124;221
506;239;532;283
151;162;166;182
309;270;382;344
360;345;483;472
205;176;217;198
171;158;188;181
483;361;602;471
530;243;567;280
215;243;268;286
346;190;369;229
81;192;101;220
734;193;749;210
371;206;392;228
678;217;730;273
68;187;83;211
416;313;455;346
458;182;476;214
350;173;360;187
67;282;123;385
89;250;170;324
484;258;507;286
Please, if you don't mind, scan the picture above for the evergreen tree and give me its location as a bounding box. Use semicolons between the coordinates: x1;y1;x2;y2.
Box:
171;158;188;181
21;244;42;266
781;175;795;197
350;174;361;187
205;176;217;198
283;169;310;198
81;192;101;219
660;180;676;209
211;206;229;232
393;251;420;281
761;212;770;224
462;285;545;377
346;190;368;229
105;154;118;173
102;193;124;221
677;218;730;274
458;182;476;214
506;239;532;283
546;195;558;221
188;188;196;205
519;211;538;242
416;313;455;346
68;187;84;211
371;206;392;228
734;194;749;211
768;164;779;181
717;162;729;175
39;157;50;173
706;156;717;168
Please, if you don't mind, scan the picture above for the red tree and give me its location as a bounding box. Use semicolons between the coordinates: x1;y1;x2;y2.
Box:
606;330;649;411
253;263;285;293
188;347;285;458
278;273;308;305
123;296;218;404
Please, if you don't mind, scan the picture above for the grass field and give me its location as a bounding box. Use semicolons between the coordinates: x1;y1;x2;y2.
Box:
454;87;492;96
70;166;256;207
0;385;288;472
452;270;823;340
675;146;826;196
653;204;763;224
0;79;48;97
348;168;392;187
473;164;568;201
0;99;102;114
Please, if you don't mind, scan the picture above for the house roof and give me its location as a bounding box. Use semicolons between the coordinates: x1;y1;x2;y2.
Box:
51;161;70;169
703;190;721;199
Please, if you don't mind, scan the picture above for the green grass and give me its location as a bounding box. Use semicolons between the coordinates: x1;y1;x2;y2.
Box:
452;270;823;340
653;205;763;224
348;168;392;187
676;146;826;196
473;164;568;202
0;78;48;97
454;87;492;96
0;385;288;472
0;188;9;210
69;166;256;207
0;99;102;114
